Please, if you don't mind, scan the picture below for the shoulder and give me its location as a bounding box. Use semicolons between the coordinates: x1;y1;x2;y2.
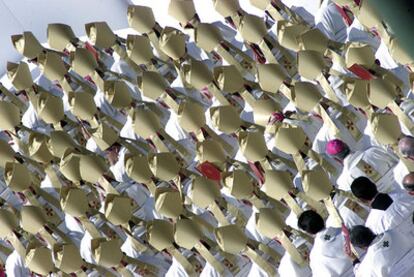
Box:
366;209;384;228
345;151;361;167
313;228;343;250
393;159;407;174
389;191;414;211
364;146;398;161
355;253;376;277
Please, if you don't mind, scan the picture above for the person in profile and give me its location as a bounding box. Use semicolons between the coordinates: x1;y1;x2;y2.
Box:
350;225;414;277
350;176;414;236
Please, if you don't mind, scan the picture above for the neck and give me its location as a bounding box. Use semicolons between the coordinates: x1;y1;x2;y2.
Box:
369;234;382;247
316;226;326;235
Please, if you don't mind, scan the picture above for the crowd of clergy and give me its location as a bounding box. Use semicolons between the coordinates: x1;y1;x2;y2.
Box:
0;0;413;276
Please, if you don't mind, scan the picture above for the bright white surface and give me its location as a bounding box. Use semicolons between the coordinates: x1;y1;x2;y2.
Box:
0;0;322;76
129;0;321;26
0;0;131;75
129;0;264;29
282;0;320;15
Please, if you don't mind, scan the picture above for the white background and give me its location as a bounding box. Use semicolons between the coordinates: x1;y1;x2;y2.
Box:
0;0;320;75
0;0;131;75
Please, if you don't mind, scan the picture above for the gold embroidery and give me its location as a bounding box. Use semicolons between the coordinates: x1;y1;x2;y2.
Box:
344;198;369;221
338;112;363;142
356;159;381;183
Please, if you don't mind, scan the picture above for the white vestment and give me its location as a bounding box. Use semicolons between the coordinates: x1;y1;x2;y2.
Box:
365;191;414;237
354;230;414;277
21;102;53;135
315;1;348;42
334;193;369;229
5;251;30;277
395;99;414;140
393;159;414;190
309;227;354;277
336;146;399;192
165;256;189;277
312;108;370;154
167;250;252;277
278;237;312;277
94;89;126;125
346;18;381;50
245;210;270;244
122;240;170;276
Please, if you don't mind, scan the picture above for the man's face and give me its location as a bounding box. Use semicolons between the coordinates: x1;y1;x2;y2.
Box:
404;186;414;196
105;144;121;165
403;183;414;195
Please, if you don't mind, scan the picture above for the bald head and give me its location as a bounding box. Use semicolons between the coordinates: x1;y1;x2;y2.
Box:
399;136;414;158
402;172;414;193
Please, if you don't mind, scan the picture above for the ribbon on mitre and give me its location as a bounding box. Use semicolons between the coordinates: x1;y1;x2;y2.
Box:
334;4;354;26
84;42;99;61
341;224;352;256
248;161;265;184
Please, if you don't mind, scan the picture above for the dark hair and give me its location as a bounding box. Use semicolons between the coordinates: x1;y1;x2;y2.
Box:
105;142;122;153
371;193;393;210
298;210;325;234
350;225;376;248
351;176;378;201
